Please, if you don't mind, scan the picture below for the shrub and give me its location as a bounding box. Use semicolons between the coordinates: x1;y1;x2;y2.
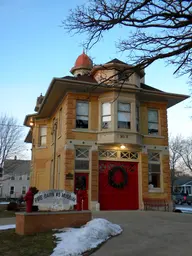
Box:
7;202;18;211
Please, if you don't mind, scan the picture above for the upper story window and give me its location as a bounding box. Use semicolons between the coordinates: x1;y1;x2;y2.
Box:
39;126;47;146
148;109;159;135
102;102;111;129
118;102;131;129
148;152;161;190
136;105;139;132
58;108;62;136
11;175;15;180
76;101;89;129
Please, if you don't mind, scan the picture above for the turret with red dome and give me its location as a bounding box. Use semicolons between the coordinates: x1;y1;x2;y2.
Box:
70;51;93;76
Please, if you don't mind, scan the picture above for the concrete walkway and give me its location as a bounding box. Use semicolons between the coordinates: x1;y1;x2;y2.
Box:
0;217;16;226
92;211;192;256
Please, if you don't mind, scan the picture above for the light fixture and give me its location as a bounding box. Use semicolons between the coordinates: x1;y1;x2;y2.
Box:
120;144;126;150
29;120;34;127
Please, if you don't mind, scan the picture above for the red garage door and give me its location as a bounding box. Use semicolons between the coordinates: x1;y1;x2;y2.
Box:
99;161;139;210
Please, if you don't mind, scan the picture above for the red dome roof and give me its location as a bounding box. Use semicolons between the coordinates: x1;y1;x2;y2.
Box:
74;52;93;68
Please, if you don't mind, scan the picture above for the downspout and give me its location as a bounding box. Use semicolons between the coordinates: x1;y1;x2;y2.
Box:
52;121;57;189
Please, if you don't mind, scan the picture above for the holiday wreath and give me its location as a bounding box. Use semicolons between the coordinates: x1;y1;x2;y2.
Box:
108;166;128;189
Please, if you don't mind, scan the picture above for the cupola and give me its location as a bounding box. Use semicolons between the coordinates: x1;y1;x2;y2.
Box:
70;51;93;76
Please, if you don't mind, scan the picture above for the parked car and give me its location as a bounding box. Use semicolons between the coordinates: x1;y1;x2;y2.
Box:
172;192;187;205
174;205;192;214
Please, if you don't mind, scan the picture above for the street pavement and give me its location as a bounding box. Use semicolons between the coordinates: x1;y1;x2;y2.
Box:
92;210;192;256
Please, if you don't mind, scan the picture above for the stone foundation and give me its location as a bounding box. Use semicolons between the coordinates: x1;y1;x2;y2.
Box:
15;211;92;235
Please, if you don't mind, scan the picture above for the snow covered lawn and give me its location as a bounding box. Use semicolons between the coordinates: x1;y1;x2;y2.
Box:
51;218;122;256
0;224;16;230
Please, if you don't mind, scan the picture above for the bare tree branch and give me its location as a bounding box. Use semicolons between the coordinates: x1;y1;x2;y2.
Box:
0;114;25;183
64;0;192;79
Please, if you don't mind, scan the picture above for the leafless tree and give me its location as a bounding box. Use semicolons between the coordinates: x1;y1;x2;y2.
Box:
64;0;192;79
0;114;24;181
179;136;192;173
169;135;183;191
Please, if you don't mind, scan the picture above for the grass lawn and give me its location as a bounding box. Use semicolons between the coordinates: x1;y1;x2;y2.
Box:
0;229;56;256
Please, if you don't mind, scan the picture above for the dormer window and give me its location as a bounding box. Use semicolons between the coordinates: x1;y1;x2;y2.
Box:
118;102;131;129
102;103;111;129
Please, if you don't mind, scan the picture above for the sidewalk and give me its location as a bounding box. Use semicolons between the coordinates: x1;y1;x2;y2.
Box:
0;217;16;226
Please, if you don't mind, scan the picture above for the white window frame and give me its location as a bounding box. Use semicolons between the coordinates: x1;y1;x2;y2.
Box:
39;125;47;146
21;186;27;195
76;101;89;129
101;102;111;129
117;102;131;129
75;148;89;171
148;109;159;135
10;186;15;195
148;152;162;192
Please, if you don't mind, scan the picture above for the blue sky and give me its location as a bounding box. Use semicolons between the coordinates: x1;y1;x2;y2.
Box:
0;0;192;159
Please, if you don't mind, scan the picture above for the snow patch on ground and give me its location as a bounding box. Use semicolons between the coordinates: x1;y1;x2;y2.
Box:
51;218;122;256
0;224;16;230
0;202;9;205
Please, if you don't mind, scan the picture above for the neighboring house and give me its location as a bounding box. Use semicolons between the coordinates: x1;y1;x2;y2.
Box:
23;52;189;211
0;158;30;199
174;177;192;196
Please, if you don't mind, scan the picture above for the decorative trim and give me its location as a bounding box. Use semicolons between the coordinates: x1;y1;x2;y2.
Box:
142;135;165;139
72;129;98;133
66;139;97;146
99;149;139;161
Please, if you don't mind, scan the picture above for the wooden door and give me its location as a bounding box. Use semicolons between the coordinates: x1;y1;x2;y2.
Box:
74;173;89;210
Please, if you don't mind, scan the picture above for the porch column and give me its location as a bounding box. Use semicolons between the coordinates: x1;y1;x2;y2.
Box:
90;145;99;211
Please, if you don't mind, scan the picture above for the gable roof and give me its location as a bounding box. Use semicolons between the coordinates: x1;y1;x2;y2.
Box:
140;83;163;92
174;177;192;186
105;58;128;65
3;159;30;176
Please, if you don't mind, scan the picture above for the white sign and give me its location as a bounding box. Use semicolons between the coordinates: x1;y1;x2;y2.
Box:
33;190;76;211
